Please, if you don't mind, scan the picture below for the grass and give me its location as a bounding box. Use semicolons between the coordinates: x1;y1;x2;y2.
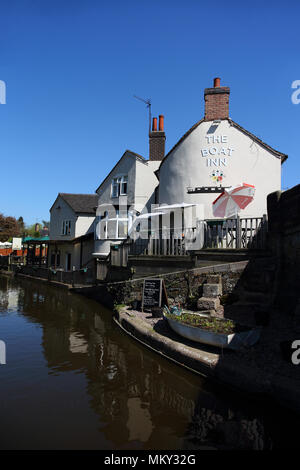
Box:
166;312;244;334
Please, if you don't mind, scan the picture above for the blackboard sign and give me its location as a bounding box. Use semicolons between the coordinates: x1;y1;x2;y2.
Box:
142;278;168;311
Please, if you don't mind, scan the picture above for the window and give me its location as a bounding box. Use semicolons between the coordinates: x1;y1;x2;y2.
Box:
111;175;128;198
65;253;72;271
95;210;128;240
62;220;71;235
50;250;60;267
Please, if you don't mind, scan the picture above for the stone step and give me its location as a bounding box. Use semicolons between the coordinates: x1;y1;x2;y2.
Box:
197;297;220;311
202;283;222;298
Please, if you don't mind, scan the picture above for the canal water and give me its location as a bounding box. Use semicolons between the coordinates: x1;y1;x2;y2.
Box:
0;275;299;450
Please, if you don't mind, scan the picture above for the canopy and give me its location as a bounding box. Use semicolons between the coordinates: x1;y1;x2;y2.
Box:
212;183;255;218
154;203;197;211
134;212;166;220
22;236;50;243
103;217;128;221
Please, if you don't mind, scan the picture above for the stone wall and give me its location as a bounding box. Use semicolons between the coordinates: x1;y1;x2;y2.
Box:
267;184;300;314
99;261;249;310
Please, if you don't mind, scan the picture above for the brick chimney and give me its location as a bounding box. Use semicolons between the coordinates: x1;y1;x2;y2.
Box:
149;115;165;161
204;77;230;121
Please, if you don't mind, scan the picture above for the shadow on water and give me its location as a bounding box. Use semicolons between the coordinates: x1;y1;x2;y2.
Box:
0;275;299;450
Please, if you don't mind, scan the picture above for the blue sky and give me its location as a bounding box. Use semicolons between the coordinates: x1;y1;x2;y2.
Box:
0;0;299;225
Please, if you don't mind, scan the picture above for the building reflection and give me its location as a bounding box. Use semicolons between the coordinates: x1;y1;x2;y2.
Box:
10;277;272;449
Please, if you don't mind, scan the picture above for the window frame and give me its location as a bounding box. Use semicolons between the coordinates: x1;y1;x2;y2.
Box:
95;210;128;240
111;174;128;198
61;219;72;236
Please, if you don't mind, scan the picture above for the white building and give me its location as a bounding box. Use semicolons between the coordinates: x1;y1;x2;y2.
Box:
49;193;98;271
93;128;165;256
93;77;287;262
157;78;287;219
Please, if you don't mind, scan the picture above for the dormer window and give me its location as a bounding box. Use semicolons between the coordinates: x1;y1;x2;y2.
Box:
111;175;128;198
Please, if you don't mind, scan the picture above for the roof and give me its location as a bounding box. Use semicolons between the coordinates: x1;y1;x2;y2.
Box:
48;231;94;244
156;118;288;177
50;193;98;214
95;149;146;193
23;236;50;243
228;119;288;162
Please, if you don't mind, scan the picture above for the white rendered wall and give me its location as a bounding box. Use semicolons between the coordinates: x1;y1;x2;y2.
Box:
75;216;95;238
134;160;160;212
158;120;282;219
94;154;160;255
50;197;76;240
97;152;137;206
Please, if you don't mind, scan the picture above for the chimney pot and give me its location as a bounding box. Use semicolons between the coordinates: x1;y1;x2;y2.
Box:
214;77;221;88
159;115;164;131
152;117;157;132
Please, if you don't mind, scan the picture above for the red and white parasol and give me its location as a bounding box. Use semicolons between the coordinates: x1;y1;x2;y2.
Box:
212;183;255;218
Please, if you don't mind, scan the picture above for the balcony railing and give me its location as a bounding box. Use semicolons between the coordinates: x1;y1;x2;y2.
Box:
126;215;268;257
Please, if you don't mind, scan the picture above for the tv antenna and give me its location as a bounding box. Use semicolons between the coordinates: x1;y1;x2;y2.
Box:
133;95;151;134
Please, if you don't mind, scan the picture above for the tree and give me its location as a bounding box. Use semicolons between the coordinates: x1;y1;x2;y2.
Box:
24;223;40;238
17;217;25;237
0;213;21;242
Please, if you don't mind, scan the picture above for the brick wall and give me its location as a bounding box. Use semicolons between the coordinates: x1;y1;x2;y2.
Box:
204;87;230;121
149;131;165;161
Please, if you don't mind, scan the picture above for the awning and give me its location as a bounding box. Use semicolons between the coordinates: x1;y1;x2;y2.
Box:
134;212;165;220
154;203;197;211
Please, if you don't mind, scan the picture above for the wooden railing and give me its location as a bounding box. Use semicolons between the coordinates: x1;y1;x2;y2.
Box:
126;215;268;257
204;215;267;249
129;229;191;256
128;227;203;257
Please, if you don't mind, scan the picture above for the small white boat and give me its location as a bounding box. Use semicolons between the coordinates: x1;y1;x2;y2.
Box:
163;312;261;350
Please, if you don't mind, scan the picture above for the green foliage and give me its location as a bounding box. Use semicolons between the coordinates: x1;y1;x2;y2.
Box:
114;303;127;313
166;312;237;334
24;224;40;238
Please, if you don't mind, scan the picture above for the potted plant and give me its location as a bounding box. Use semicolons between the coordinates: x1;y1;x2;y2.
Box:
163;309;261;350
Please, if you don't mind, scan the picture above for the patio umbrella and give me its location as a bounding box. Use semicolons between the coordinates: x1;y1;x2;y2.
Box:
212;183;255;218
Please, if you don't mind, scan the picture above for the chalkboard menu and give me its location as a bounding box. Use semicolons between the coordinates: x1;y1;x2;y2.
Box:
142;279;163;311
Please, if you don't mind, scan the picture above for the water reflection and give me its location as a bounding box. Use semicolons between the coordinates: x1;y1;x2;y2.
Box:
0;276;298;449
